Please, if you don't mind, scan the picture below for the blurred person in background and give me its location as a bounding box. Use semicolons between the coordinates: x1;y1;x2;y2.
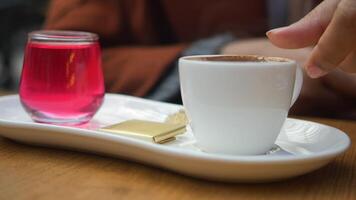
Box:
43;0;356;119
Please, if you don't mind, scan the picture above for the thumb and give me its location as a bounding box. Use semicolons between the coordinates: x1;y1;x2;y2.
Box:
266;0;340;49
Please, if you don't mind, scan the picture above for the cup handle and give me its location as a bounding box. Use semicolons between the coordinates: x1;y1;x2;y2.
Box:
290;66;303;107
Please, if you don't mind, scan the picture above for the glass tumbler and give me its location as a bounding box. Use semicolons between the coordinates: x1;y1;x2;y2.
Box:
19;30;105;125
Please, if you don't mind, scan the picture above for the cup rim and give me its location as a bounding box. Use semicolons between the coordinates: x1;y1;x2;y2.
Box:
179;55;296;65
28;30;99;43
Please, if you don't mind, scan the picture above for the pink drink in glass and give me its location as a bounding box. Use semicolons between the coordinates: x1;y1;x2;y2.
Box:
19;31;104;125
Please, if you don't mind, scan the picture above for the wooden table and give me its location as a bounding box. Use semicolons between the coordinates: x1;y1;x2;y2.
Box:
0;92;355;200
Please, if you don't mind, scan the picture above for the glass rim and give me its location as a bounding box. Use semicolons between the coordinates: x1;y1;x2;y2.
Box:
28;30;99;43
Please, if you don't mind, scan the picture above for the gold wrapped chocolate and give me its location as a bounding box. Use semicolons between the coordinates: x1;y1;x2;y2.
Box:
100;119;186;144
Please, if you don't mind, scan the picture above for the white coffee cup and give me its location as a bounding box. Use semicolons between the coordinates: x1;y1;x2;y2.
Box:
179;55;303;155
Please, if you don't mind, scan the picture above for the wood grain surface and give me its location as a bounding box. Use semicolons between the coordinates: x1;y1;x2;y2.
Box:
0;92;355;200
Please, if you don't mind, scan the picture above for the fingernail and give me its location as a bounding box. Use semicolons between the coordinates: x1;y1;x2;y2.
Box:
266;30;272;37
306;64;327;78
266;27;288;36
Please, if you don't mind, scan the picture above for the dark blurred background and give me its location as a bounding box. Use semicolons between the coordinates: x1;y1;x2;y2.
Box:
0;0;314;92
0;0;48;91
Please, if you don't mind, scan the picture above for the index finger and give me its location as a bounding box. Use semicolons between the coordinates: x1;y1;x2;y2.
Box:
306;0;356;78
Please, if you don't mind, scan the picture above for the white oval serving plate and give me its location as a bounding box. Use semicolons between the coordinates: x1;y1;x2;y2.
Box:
0;94;350;182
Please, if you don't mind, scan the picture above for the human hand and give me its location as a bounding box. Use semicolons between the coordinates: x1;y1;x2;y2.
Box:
267;0;356;78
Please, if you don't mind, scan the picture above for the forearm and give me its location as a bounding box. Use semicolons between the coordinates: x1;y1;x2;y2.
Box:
102;44;186;97
44;0;120;41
